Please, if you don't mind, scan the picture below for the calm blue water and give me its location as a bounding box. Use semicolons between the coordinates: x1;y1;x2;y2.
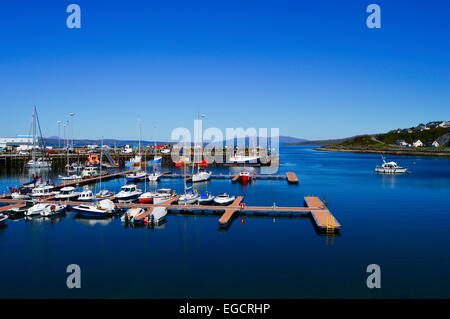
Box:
1;146;449;298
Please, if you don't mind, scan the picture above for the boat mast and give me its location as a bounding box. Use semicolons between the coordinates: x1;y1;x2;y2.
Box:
32;106;36;164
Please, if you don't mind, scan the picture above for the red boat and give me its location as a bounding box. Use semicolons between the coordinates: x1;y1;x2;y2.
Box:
195;159;208;168
239;171;252;184
138;192;154;204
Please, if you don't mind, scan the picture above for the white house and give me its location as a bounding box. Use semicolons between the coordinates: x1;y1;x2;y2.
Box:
396;140;409;146
432;141;440;147
412;139;423;147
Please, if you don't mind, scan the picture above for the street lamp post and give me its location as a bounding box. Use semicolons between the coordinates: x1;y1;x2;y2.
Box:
57;121;62;148
69;112;75;150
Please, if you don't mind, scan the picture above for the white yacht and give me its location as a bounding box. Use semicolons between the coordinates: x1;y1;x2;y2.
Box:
197;192;215;205
375;157;408;174
55;186;80;200
147;207;167;225
115;184;143;202
192;169;212;183
213;193;236;206
31;185;57;198
73;199;115;218
59;174;82;181
27;158;52;168
153;188;176;204
148;171;162;182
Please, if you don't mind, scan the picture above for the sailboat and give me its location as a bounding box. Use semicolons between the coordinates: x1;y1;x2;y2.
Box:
148;127;162;165
177;157;199;205
26;106;52;169
96;138;114;198
59;142;81;180
125;119;147;178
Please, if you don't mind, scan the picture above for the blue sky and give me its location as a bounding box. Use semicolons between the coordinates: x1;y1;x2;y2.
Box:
0;0;449;141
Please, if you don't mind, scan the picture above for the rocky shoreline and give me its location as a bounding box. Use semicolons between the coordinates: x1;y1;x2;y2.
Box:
316;146;450;157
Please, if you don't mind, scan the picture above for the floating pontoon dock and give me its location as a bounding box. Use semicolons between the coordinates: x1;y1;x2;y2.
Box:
0;195;340;233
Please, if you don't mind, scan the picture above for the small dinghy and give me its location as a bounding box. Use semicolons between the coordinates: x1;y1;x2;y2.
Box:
120;207;146;224
213;193;236;206
145;207;167;225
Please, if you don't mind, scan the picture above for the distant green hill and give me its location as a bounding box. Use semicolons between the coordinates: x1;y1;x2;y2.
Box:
338;127;450;148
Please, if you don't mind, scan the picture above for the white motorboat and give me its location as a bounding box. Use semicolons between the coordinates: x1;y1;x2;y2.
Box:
191;169;212;183
10;188;31;200
178;192;199;205
125;170;147;182
146;206;167;225
375;157;408;174
58;174;82;181
73;199;115;218
114;184;143;202
96;189;114;198
26;203;51;216
213;193;236;206
26;158;52;168
40;204;67;217
153;188;176;204
227;155;261;165
0;213;8;225
31;185;57;198
120;207;145;224
55;186;80;200
197;192;215;205
78;187;95;201
81;166;99;178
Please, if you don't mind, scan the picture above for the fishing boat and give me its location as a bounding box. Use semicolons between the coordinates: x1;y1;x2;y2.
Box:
213;193;236;206
55;186;80;200
78;187;95;201
148;156;162;165
26;203;51;216
26;106;52;169
239;171;252;184
375;157;408;174
148;166;161;182
0;213;8;225
31;185;58;198
120;207;145;224
125;154;143;167
125;170;147;182
198;192;215;205
40;204;67;217
114;184;143;202
72;199;115;218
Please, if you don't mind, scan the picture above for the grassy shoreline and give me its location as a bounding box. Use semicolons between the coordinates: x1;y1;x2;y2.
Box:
316;146;450;157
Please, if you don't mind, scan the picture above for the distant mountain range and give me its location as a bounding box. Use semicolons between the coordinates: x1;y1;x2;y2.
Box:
43;135;308;147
